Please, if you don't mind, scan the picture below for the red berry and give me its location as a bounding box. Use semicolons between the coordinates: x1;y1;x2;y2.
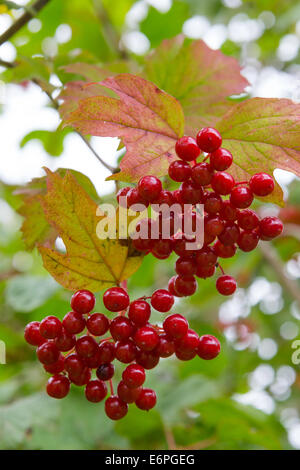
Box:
117;381;142;404
151;239;173;259
216;275;237;295
46;374;70;399
103;287;130;312
62;311;86;335
151;289;174;312
96;363;115;381
175;136;200;161
39;316;62;340
105;396;128;420
238;230;259;252
174;275;197;296
98;341;115;363
86;313;110;336
179;180;203;204
210;148;233;171
132;237;152;253
195;246;217;266
134;326;159;352
154;190;175;207
191;162;214;186
128;300;151;326
137;175;162;203
196;265;216;278
54;328;76;352
37;341;60;365
237;209;259;230
168;275;182;297
83;350;102;369
259;216;283;240
115;340;137;363
211;172;235;195
168;160;191;182
175;257;197;276
196;127;222;153
230;186;253;209
163;314;188;339
155;334;175;358
24;321;45;346
175;348;197;360
64;353;85;377
135;388;156;410
71;289;95;314
219;200;238;222
85;380;107;403
75;335;98;358
205;215;224;237
213;240;237;258
44;354;65;374
197;335;221;360
127;187;148;209
218;223;240;246
110;316;133;341
204;192;222;214
69;367;91;386
175;329;200;354
116;186;131;208
249;173;274;197
122;364;146;388
136;349;159;369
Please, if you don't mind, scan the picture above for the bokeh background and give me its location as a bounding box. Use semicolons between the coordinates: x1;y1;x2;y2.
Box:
1;0;300;450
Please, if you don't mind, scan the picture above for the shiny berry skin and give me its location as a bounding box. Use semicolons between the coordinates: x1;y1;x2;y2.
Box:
134;326;159;352
259;216;283;240
127;187;148;209
230;186;253;209
71;289;95;314
151;239;173;259
69;367;91;386
197;335;221;360
137;175;162;202
238;230;259;252
39;316;62;340
191;162;214;186
175;257;197;276
219;200;238;222
44;354;65;374
168;275;183;297
249;173;274;197
64;353;85;377
122;364;146;388
174;275;197;297
216;275;237;295
163;314;188;340
204;192;222;214
175;136;200;161
116;186;131;207
46;374;70;399
196;265;215;279
175;329;200;354
62;311;86;335
86;313;110;336
115;340;137;363
105;396;128;420
98;341;115;363
213;240;237;258
117;381;142;404
175;348;197;361
237;209;259;230
37;341;60;365
136;349;160;369
168;160;191;182
103;287;130;312
155;334;175;358
135;388;156;410
54;328;76;352
151;289;174;313
210;148;233;171
85;380;107;403
75;335;98;358
179;181;203;204
96;363;115;381
196;127;222;153
218;223;240;246
211;172;235;195
24;321;45;346
128;300;151;326
195;247;217;267
205;215;224;237
110;316;133;341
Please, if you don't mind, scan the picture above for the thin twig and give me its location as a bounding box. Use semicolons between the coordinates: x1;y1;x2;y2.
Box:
162;423;177;450
0;58;15;68
177;436;217;450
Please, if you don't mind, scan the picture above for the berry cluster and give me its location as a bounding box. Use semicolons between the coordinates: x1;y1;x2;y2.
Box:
117;127;283;297
24;288;220;420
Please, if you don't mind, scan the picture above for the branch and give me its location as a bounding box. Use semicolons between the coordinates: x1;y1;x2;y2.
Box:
162;423;177;450
0;58;16;68
0;0;51;46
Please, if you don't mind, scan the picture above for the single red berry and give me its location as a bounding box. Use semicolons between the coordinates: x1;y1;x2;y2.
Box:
76;335;98;358
219;200;238;222
115;340;137;363
98;341;115;364
175;257;197;276
196;264;216;279
105;396;128;420
71;289;95;314
216;275;237;295
154;190;175;207
238;230;260;252
151;289;174;312
196;127;222;153
132;237;152;253
83;350;102;369
197;335;221;360
191;162;214;186
103;287;130;312
230;186;253;209
136;349;160;369
168;275;183;297
151;239;173;259
168;160;192;182
64;353;86;377
259;216;283;240
137;175;162;202
174;275;197;297
39;316;62;340
237;209;259;230
96;363;115;381
46;374;70;399
127;187;148;209
175;136;200;161
213;240;237;258
37;341;60;365
24;321;45;346
195;246;217;267
117;186;131;208
135;388;156;410
211;172;235;195
122;364;146;388
44;354;65;374
179;180;203;204
154;334;175;358
175;329;200;354
85;379;107;403
117;381;142;404
54;327;76;352
205;215;224;237
134;326;159;352
249;173;274;197
69;367;91;386
110;316;133;341
218;223;240;246
175;348;198;360
204;192;222;214
87;313;110;336
210;148;233;171
62;311;86;335
128;300;151;326
163;314;188;339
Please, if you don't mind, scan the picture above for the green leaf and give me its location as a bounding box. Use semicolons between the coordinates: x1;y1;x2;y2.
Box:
5;275;59;312
20;129;70;157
